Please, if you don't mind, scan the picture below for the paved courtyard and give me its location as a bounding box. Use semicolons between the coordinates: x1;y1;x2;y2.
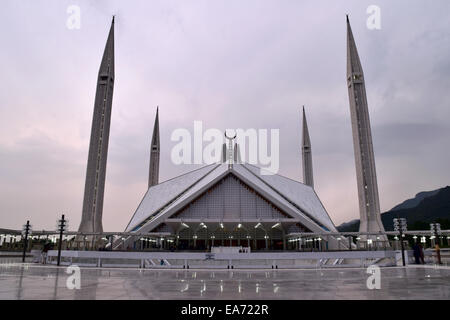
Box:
0;259;449;300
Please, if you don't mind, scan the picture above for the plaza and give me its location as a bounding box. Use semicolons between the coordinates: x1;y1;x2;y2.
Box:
0;260;449;300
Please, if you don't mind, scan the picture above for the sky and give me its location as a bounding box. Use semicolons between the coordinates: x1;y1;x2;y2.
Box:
0;0;449;231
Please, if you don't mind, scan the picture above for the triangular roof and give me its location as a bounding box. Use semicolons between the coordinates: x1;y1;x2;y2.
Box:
125;163;337;233
125;164;219;231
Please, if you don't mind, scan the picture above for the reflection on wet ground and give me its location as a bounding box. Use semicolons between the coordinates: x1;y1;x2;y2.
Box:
0;260;449;300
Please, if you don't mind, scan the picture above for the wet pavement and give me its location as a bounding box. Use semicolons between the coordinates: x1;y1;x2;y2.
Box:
0;259;449;300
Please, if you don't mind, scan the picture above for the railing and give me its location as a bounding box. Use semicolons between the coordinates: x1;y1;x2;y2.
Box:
1;229;449;253
44;249;429;269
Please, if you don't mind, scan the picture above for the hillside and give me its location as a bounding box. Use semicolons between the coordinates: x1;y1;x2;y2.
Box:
337;186;450;232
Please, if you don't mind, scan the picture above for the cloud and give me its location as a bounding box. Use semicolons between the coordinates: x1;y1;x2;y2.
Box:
1;0;449;230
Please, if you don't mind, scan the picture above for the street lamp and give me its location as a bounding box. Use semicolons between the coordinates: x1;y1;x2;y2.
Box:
393;218;407;266
21;221;32;263
430;223;442;245
56;214;68;266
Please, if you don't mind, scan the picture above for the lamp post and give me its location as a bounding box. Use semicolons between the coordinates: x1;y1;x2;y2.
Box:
56;214;68;266
430;223;442;264
21;221;32;263
430;223;441;243
393;218;407;266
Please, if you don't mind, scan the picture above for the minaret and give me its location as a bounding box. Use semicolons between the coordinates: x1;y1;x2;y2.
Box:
78;17;115;234
148;107;160;188
301;106;314;188
346;16;386;237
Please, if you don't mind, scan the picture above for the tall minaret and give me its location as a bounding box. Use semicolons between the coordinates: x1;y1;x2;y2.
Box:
346;16;386;237
301;106;314;188
148;107;160;188
78;17;115;234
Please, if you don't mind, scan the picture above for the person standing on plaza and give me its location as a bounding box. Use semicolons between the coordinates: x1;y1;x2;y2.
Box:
419;244;425;264
435;243;442;265
413;243;421;264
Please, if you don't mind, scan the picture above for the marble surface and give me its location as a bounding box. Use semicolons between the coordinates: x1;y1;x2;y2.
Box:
0;259;449;300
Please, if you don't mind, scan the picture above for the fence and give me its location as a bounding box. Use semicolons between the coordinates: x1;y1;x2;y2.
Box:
44;249;436;269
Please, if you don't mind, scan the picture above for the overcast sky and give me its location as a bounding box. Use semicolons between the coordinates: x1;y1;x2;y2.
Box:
1;0;449;231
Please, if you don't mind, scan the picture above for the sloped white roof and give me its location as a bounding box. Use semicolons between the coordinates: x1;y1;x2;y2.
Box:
241;164;337;231
125;164;219;231
125;163;337;233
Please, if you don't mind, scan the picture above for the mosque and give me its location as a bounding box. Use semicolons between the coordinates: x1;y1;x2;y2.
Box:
77;16;386;251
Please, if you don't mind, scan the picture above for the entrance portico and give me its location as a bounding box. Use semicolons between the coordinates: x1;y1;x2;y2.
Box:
164;219;305;251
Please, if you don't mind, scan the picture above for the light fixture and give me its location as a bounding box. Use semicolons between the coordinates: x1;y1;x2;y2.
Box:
255;223;262;229
181;222;189;228
271;222;281;229
220;223;224;229
237;224;242;229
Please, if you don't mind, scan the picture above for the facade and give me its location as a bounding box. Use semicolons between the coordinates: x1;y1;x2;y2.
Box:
124;145;345;250
78;17;115;234
346;16;386;238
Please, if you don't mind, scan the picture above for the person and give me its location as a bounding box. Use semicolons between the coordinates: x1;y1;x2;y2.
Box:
41;242;51;264
435;243;442;265
419;244;425;264
413;243;421;264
